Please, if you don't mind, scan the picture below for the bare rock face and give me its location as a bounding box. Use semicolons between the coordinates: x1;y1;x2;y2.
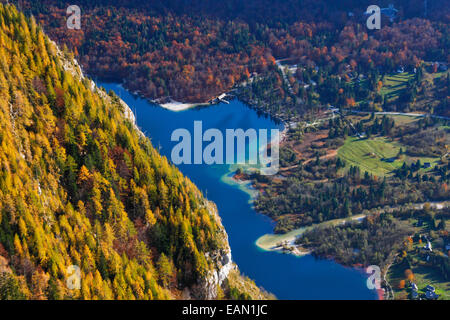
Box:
217;250;233;284
190;247;233;300
189;202;234;300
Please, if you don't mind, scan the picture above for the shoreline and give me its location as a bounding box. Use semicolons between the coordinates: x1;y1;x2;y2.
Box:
158;99;210;112
97;80;381;300
255;227;312;257
254;213;368;257
100;81;214;112
156;91;234;112
226;171;312;259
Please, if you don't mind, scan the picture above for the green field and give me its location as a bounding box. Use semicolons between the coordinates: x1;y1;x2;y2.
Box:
338;136;439;177
376;114;421;125
387;258;450;300
388;239;450;300
411;265;450;300
351;69;449;108
348;114;422;126
387;258;412;299
380;72;415;100
350;72;414;98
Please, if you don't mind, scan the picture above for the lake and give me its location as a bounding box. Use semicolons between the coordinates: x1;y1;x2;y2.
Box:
98;82;378;300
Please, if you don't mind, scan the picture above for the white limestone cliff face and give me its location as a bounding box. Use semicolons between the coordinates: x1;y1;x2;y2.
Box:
189;202;234;300
196;250;233;299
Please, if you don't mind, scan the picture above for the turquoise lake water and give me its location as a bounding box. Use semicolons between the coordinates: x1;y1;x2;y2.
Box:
98;82;378;300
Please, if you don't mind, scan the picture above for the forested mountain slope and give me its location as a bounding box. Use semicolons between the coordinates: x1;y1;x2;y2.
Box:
12;0;449;106
0;4;268;300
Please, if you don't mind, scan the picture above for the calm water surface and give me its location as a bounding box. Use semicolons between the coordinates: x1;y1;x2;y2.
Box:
99;82;378;300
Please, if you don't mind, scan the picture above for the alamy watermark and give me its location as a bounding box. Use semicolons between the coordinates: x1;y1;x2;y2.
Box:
66;265;81;290
366;265;381;290
366;5;381;30
67;5;81;30
366;4;399;30
171;121;280;175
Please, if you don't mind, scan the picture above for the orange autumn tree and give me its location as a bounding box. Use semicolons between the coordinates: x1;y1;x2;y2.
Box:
404;269;415;282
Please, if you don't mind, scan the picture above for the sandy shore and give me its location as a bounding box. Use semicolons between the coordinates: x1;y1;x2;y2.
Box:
255;213;368;257
255;227;311;257
159;99;209;112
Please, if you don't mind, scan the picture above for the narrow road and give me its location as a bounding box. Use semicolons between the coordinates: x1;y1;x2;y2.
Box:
349;110;450;121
